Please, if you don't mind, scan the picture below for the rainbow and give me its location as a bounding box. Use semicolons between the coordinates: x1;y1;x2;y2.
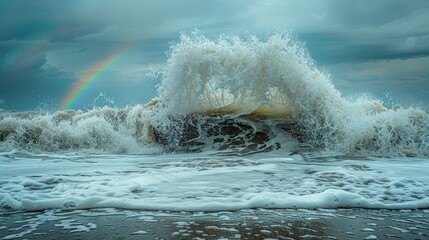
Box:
59;42;135;109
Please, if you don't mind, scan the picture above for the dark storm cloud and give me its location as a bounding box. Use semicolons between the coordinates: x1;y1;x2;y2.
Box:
0;40;76;109
0;0;104;42
329;56;429;104
322;0;424;28
0;65;76;109
245;0;429;64
0;0;104;109
301;31;429;64
1;0;429;109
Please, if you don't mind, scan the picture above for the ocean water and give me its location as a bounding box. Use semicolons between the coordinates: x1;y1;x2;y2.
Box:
1;33;429;213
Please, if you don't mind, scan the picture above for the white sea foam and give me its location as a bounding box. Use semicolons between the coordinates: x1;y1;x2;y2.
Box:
1;152;428;212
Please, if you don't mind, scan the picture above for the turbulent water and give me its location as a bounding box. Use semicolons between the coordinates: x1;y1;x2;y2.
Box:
1;33;429;212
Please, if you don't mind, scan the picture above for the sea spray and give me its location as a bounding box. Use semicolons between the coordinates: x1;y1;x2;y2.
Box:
153;33;429;156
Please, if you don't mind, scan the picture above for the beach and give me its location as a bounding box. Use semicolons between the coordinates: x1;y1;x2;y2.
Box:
1;208;429;239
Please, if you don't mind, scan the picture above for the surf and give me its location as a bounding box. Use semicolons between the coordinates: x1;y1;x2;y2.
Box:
1;33;429;214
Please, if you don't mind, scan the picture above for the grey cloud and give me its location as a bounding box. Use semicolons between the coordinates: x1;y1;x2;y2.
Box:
0;0;104;42
74;0;248;41
323;0;427;28
0;0;104;109
243;0;429;64
77;47;90;53
0;41;48;74
0;40;77;110
302;32;429;64
0;65;76;110
1;0;428;109
45;23;104;42
329;56;429;104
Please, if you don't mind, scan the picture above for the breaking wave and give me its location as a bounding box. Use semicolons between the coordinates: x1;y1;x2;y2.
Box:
0;33;428;157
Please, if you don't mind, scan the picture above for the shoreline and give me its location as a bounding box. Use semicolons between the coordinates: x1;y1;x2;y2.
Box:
1;208;428;239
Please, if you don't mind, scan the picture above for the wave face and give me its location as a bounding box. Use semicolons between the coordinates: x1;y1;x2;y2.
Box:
1;33;429;157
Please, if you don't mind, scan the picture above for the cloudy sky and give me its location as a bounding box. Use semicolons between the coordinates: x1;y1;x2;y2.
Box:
1;0;429;110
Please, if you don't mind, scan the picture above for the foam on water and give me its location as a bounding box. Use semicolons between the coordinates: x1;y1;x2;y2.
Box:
1;152;428;212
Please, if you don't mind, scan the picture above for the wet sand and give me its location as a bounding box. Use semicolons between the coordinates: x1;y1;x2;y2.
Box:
1;208;428;239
